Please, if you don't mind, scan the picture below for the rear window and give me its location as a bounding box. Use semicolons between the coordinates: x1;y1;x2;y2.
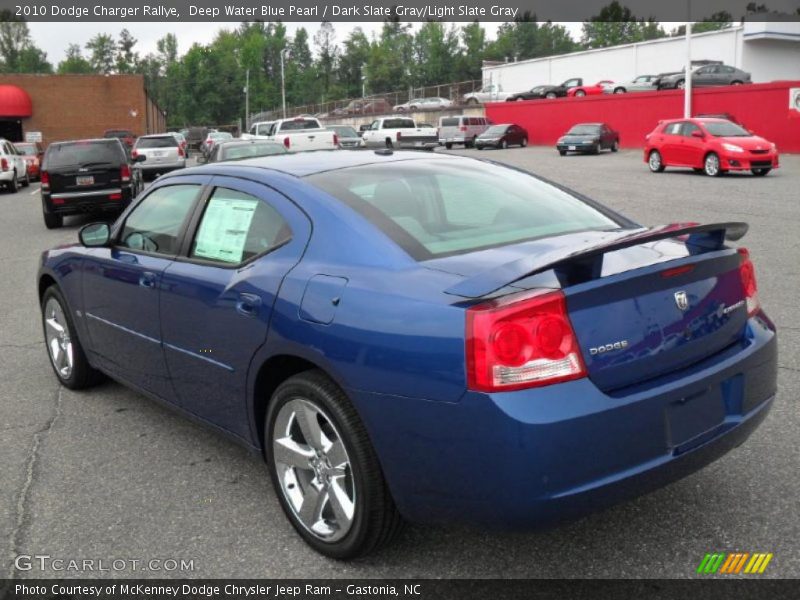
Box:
383;118;415;129
45;140;125;168
137;136;178;148
440;118;459;127
104;130;133;138
306;160;620;259
15;144;37;156
280;119;320;131
221;143;286;160
328;126;358;138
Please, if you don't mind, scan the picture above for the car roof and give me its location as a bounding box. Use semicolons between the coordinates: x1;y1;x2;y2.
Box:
180;149;461;178
139;133;176;138
50;138;119;145
217;139;281;146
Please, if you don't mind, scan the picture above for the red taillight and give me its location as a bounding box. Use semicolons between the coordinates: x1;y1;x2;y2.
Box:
131;149;138;159
177;146;184;157
51;198;64;205
109;193;122;200
397;131;402;141
660;264;695;278
283;137;290;149
41;171;49;188
1;158;7;171
459;125;467;132
738;248;760;317
466;290;587;392
333;133;339;146
120;164;131;182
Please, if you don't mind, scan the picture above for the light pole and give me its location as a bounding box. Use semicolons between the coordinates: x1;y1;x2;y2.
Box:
280;48;288;119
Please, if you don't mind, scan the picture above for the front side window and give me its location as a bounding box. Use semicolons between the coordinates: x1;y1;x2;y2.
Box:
681;122;701;137
191;188;291;265
119;185;200;255
307;160;620;259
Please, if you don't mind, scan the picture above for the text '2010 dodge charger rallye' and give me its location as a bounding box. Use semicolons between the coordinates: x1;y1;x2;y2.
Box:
38;151;777;558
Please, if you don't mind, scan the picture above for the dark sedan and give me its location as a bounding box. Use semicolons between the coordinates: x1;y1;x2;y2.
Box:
557;123;620;155
506;78;582;101
205;139;287;163
475;124;529;150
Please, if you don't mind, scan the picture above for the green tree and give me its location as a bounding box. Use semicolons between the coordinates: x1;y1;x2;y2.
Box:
366;18;413;94
86;33;116;74
116;28;139;73
455;21;486;81
314;22;338;102
57;43;94;74
412;22;459;87
0;18;52;73
337;27;370;98
582;1;666;48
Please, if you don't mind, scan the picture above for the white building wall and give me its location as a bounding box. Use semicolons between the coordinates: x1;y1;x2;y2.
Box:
484;25;800;94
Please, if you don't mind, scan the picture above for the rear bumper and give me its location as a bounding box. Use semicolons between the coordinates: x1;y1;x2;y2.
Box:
351;315;777;529
398;138;438;150
43;185;134;215
136;159;186;173
557;142;598;152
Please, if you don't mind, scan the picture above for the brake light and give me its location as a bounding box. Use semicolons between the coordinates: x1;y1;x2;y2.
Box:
131;149;138;159
466;290;587;392
120;164;131;182
109;193;122;200
397;131;402;141
283;137;290;149
177;146;184;157
738;248;760;317
333;133;338;146
41;171;49;188
459;125;467;132
0;158;7;171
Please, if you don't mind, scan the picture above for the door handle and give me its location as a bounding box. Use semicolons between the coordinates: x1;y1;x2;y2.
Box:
139;271;157;289
236;293;262;317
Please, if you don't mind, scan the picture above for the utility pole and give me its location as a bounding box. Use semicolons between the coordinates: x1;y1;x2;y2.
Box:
281;48;288;119
684;2;692;118
244;68;250;131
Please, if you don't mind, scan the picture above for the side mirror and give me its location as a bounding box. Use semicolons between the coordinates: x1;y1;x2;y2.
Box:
79;223;110;247
691;130;705;138
134;154;147;162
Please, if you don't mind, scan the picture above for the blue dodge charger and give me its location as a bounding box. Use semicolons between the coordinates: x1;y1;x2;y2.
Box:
38;150;777;558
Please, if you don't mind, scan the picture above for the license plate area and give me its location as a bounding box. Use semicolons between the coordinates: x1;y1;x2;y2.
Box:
665;386;724;449
568;145;576;150
76;175;94;186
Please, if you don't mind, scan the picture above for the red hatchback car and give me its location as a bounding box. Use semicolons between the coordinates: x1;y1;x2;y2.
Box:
644;118;779;177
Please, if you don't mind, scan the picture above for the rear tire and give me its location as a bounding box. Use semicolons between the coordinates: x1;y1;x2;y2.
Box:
466;98;479;105
41;286;104;389
752;168;771;176
611;140;619;152
521;137;528;147
575;89;586;97
545;92;557;99
445;142;453;150
43;211;63;229
266;370;403;559
501;139;508;149
614;87;626;94
9;171;18;193
385;139;393;149
648;150;665;172
22;171;30;187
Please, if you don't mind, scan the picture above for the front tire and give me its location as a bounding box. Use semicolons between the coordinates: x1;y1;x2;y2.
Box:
501;139;508;149
521;137;528;148
558;149;567;156
545;92;557;99
41;286;103;389
466;98;479;105
611;140;619;152
704;152;722;177
676;79;685;90
752;168;771;176
614;87;626;94
648;150;665;172
266;371;402;559
575;89;586;97
445;142;453;150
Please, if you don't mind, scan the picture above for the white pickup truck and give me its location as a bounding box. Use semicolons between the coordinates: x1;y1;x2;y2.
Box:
241;117;338;152
361;117;438;150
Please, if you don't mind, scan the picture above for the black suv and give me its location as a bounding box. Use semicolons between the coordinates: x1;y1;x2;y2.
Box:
41;138;144;229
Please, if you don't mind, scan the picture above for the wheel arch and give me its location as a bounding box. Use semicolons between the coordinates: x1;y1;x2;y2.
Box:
38;273;58;303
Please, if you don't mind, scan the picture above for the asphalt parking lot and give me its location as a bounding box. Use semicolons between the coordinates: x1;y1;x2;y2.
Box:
1;148;798;580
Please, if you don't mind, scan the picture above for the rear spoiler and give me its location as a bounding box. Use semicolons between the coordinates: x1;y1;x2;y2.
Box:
444;222;748;299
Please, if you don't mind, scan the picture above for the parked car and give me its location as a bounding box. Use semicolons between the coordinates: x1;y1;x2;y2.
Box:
333;98;393;116
507;78;583;101
644;118;779;177
103;129;136;148
557;123;620;155
475;124;529;150
0;138;30;192
200;131;233;157
438;115;492;149
242;118;338;153
38;150;776;560
327;125;364;149
205;139;287;163
185;126;209;151
14;141;45;181
657;64;751;90
409;97;453;111
605;75;658;94
358;124;371;136
40;138;144;228
361;117;438;150
132;133;187;180
171;132;190;159
462;84;512;104
567;81;614;97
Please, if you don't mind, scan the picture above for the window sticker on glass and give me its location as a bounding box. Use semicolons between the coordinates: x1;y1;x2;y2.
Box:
193;195;259;263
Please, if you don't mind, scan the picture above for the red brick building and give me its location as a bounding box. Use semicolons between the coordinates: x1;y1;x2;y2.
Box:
0;74;166;146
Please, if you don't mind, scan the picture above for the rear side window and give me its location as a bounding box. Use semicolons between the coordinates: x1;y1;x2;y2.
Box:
45;140;125;168
191;188;291;264
136;136;178;149
119;185;200;255
307;160;620;259
664;123;682;135
440;118;459;127
383;119;415;129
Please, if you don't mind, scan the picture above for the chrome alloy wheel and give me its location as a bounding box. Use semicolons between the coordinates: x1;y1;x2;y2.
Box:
272;398;355;542
705;153;720;176
44;297;73;379
649;151;662;171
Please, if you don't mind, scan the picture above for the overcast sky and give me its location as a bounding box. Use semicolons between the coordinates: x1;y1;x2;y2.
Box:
27;21;586;64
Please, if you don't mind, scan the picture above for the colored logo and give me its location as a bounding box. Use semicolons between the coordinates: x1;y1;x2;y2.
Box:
697;552;773;574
